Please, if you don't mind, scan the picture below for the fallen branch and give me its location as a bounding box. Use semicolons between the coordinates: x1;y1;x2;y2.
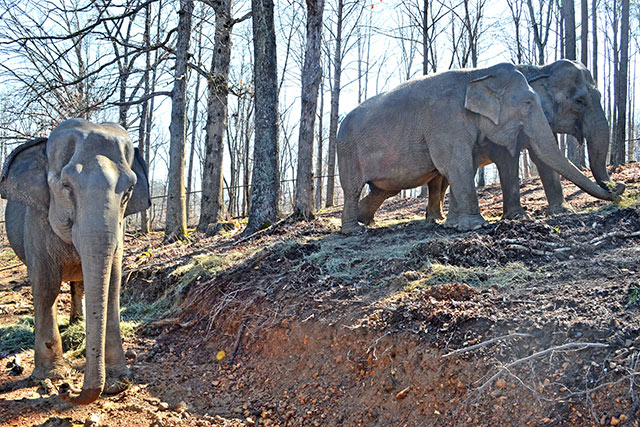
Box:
230;319;247;363
442;333;533;358
476;342;609;393
504;230;640;257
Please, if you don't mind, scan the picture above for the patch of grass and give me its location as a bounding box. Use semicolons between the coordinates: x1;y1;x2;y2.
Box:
0;316;34;353
307;232;420;281
59;320;85;357
408;261;540;289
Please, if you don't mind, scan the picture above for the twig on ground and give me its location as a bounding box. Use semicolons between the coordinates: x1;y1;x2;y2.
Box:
475;342;609;393
504;230;640;257
442;332;533;358
230;319;247;363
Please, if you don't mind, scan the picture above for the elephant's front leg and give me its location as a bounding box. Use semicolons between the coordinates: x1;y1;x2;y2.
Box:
489;144;530;220
426;175;448;223
30;265;67;379
442;150;488;231
357;185;399;225
528;148;574;215
103;241;131;394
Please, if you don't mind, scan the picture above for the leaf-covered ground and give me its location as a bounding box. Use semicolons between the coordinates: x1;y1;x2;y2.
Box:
1;163;640;426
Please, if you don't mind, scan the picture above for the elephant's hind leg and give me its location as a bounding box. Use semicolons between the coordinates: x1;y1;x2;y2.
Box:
69;281;84;324
426;176;448;223
357;185;398;225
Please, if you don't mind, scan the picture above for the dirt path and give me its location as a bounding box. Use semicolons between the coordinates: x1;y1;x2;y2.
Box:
1;164;640;426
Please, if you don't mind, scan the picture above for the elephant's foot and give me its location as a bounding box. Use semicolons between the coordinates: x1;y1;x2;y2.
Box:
32;359;70;380
502;208;531;221
103;366;132;395
546;202;574;216
426;209;445;224
340;223;366;236
357;211;375;225
445;214;488;231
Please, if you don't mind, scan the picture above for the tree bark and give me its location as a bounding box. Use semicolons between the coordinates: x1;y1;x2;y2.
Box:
164;0;193;242
198;0;233;232
245;0;280;234
294;0;324;220
138;2;152;234
325;0;343;208
563;0;584;168
580;0;588;67
612;0;630;166
592;0;598;85
186;15;203;226
315;74;324;210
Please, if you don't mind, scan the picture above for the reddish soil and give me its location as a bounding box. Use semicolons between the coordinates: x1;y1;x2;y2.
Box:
1;163;640;426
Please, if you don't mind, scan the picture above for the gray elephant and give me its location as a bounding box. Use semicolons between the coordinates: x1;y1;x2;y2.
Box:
0;118;150;404
337;62;622;234
421;59;624;223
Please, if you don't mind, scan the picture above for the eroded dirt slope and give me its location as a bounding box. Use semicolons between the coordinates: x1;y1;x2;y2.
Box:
1;163;640;426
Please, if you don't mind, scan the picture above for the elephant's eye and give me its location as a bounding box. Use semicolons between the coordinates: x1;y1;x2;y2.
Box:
62;182;74;198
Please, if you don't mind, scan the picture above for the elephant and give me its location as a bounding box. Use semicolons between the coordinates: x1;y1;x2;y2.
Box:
337;62;623;234
0;118;150;405
420;59;625;223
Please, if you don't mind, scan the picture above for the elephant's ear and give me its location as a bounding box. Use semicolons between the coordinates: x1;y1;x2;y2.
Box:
464;75;501;126
0;137;49;213
125;147;151;216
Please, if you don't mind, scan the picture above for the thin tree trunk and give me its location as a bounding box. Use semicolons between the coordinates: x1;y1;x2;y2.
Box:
581;0;588;67
612;0;630;166
138;2;152;234
592;0;598;85
294;0;325;220
198;0;233;232
245;0;280;234
315;72;324;211
186;20;203;227
325;0;343;208
164;0;193;242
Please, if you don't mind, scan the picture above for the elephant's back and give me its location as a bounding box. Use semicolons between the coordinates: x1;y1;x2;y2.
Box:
5;200;26;263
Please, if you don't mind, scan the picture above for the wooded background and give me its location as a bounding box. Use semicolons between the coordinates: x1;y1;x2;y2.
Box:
0;0;637;240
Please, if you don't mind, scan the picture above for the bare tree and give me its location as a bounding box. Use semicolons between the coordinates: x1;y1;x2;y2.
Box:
563;0;585;168
294;0;325;220
245;0;280;234
580;0;588;66
164;0;194;242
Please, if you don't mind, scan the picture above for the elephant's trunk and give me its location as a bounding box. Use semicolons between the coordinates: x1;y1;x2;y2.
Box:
526;106;624;201
61;231;117;405
584;105;626;194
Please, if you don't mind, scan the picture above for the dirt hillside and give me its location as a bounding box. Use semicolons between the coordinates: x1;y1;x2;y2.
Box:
1;163;640;426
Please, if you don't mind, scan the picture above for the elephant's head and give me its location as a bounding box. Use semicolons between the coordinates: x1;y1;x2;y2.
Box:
0;118;150;404
464;63;623;201
526;59;623;193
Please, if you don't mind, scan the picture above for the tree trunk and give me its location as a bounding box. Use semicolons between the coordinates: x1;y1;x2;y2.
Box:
245;0;280;234
592;0;598;85
198;0;233;232
294;0;324;220
186;20;203;227
164;0;193;242
325;0;343;208
612;0;630;166
138;2;152;234
315;72;324;211
580;0;588;67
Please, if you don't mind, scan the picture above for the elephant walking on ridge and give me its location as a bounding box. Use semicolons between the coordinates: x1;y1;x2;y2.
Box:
337;62;623;234
1;118;151;405
421;59;625;223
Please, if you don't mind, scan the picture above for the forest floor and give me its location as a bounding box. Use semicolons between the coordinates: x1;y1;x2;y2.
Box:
1;163;640;426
